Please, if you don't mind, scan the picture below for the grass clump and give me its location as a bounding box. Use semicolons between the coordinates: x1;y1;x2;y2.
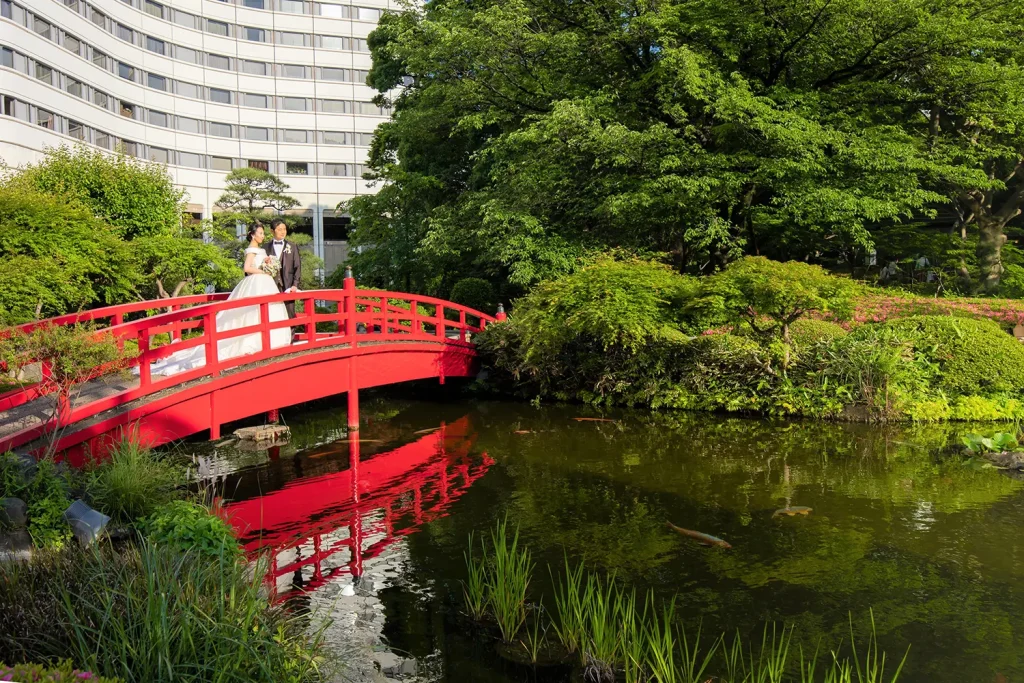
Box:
462;517;534;643
86;438;182;523
141;500;241;561
0;541;326;683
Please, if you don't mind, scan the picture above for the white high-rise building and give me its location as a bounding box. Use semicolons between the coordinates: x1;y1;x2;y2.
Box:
0;0;396;272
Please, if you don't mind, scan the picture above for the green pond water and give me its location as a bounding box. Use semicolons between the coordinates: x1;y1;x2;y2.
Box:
195;391;1024;683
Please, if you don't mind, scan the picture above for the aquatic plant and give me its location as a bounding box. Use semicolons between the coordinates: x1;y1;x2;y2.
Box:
485;517;534;643
86;437;182;524
462;531;488;621
548;556;588;655
961;432;1018;454
520;603;547;665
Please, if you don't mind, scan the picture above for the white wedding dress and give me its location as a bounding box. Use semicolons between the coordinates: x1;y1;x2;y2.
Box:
144;247;292;377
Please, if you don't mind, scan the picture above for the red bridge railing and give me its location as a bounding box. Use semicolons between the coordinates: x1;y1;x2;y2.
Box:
0;274;503;453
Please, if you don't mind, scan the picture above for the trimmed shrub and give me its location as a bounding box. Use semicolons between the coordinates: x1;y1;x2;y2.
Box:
789;319;848;348
0;660;120;682
449;277;497;314
876;316;1024;395
142;500;241;561
671;334;779;413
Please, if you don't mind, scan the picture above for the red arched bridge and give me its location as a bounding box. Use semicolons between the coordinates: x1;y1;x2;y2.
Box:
0;275;501;462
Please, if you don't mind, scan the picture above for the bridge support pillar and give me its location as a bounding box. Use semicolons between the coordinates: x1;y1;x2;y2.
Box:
267;408;279;424
347;388;359;431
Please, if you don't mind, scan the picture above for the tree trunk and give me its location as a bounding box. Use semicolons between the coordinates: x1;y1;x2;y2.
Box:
976;216;1007;292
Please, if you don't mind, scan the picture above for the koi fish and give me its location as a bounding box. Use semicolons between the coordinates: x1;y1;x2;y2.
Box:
413;427;440;435
666;521;732;549
513;430;534;435
772;506;813;518
573;417;616;423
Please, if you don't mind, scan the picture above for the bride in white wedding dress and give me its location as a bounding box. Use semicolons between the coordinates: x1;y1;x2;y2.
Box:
145;224;292;377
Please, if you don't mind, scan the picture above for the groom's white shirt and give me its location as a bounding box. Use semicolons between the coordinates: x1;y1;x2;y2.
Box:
270;240;285;257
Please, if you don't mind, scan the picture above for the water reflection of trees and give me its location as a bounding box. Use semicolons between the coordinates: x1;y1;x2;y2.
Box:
473;406;1024;682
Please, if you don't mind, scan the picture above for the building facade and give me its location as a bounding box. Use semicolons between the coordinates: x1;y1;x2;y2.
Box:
0;0;396;273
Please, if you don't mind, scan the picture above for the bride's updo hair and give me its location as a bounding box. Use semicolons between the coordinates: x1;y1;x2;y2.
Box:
245;222;264;243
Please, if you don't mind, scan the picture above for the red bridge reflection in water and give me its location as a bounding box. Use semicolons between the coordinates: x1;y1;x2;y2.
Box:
223;416;492;599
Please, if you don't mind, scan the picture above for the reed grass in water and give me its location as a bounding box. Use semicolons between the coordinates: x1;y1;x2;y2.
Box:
462;530;489;621
462;535;910;683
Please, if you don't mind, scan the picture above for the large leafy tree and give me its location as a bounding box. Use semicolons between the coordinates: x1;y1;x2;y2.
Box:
351;0;1024;293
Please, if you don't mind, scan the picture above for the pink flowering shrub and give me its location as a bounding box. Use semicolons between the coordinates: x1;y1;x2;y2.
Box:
831;293;1024;328
0;661;120;682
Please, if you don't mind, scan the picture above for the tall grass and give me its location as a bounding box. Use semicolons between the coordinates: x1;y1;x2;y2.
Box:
0;543;327;683
487;517;534;643
462;530;488;620
86;437;182;523
462;535;910;682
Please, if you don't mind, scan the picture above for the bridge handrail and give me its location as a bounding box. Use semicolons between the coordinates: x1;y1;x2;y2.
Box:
0;277;502;452
7;293;232;335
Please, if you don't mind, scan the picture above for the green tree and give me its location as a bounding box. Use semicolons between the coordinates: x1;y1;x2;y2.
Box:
4;145;186;239
214;168;300;226
0;186;139;323
132;229;241;299
699;257;858;345
351;0;1024;292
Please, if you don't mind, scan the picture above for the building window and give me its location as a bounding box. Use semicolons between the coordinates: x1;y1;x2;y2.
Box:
281;97;306;111
93;91;108;108
209;88;232;104
1;0;12;19
66;78;83;97
279;0;303;13
280;64;305;79
357;133;374;146
147;73;167;91
318;3;346;18
120;101;135;118
91;50;108;69
278;32;305;46
176;82;200;98
149;147;169;164
174;10;197;29
179;152;204;168
116;23;133;42
120;140;139;157
243;27;265;42
90;8;106;27
358;101;383;115
65;35;82;55
353;38;368;51
243;0;264;7
357;7;380;21
286;162;308;175
118;62;135;81
146;36;165;55
321;67;346;81
177;116;201;133
144;0;164;18
175;45;198;63
245;127;269;141
212;157;232;171
34;18;52;40
0;48;11;69
95;132;110;149
208;54;230;70
324;163;350;176
320;36;344;49
149;110;168;127
68;120;85;140
322;131;347;145
282;129;307;143
208;122;232;137
63;0;80;8
206;19;229;36
242;60;267;75
37;109;55;130
243;93;268;108
319;99;350;113
248;159;269;171
35;63;53;85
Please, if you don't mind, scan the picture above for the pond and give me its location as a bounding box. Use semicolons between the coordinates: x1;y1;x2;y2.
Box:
193;392;1024;683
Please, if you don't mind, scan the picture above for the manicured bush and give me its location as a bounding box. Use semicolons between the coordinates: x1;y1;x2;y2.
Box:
0;543;326;683
789;319;848;348
672;334;778;412
142;500;241;561
875;316;1024;395
449;277;497;314
0;660;120;682
86;439;181;524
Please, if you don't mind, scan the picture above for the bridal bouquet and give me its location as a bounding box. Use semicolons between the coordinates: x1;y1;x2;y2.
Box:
261;256;281;278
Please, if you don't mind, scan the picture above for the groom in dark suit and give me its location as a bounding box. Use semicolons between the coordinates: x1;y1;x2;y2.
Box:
267;218;302;319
